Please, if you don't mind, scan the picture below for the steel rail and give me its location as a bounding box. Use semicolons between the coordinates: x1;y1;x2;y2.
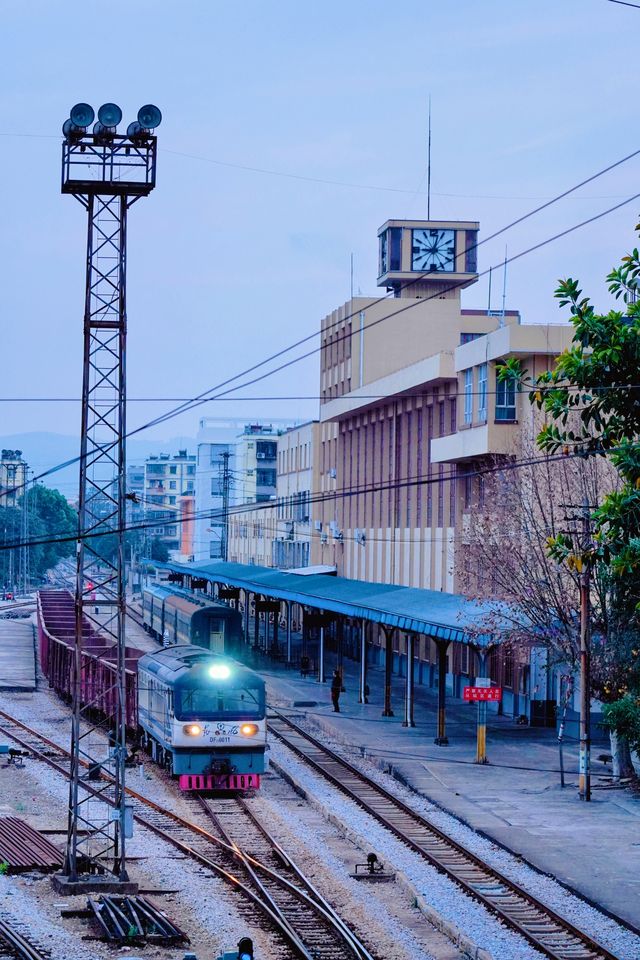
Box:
0;915;47;960
268;711;622;960
198;795;374;960
0;711;373;960
0;711;310;959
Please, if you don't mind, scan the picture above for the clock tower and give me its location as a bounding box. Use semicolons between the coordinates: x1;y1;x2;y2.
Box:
377;219;479;298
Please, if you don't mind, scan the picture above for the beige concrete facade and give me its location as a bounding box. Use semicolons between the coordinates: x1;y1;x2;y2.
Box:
317;220;573;595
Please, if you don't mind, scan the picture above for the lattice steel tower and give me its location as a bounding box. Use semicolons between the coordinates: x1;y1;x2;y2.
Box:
58;102;160;890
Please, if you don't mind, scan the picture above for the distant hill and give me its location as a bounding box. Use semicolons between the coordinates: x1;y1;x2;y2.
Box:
0;432;196;498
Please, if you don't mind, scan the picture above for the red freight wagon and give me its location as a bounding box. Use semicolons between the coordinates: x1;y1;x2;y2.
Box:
38;590;143;729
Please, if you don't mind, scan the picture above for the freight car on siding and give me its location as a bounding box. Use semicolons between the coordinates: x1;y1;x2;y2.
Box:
142;584;242;654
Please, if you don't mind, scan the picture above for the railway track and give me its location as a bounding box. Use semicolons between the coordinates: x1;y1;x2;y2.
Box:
268;711;622;960
199;794;371;959
0;914;48;960
0;710;375;960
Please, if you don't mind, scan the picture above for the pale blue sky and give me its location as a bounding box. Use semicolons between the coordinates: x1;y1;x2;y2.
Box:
1;0;639;456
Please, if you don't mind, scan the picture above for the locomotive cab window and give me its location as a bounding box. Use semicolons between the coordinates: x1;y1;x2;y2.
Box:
176;684;265;721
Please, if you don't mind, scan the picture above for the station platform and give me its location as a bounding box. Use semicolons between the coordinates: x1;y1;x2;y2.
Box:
261;648;640;930
0;619;36;691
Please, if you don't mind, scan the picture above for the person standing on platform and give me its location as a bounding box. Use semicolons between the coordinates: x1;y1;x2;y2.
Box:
331;669;342;712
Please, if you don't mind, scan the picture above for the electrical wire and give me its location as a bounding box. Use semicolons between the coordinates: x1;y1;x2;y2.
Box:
5;148;640;502
0;444;624;553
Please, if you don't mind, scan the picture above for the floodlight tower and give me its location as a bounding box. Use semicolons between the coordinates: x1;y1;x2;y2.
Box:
57;102;161;892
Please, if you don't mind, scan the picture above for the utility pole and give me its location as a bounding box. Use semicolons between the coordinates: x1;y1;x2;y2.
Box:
220;450;231;562
561;499;593;802
56;102;161;892
579;499;592;802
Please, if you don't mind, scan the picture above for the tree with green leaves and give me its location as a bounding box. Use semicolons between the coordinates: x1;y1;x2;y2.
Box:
501;226;640;775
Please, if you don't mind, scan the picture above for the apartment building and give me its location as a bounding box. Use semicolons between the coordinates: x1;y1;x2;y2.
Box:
235;425;279;504
227;421;322;569
272;421;321;569
0;450;27;507
194;419;241;563
144;449;196;556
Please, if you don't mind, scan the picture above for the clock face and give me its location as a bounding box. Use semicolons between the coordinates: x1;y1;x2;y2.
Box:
379;231;388;275
411;228;456;272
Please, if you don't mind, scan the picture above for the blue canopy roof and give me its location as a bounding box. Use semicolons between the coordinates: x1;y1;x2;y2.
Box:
156;561;517;647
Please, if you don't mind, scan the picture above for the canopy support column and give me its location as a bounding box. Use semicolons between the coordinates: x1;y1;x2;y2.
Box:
272;607;279;657
358;618;368;704
253;596;260;650
382;625;394;717
403;633;416;728
434;639;450;745
318;622;325;683
243;589;250;645
286;601;292;663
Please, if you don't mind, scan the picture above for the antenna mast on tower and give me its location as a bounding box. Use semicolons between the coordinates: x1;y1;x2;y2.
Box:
427;95;432;219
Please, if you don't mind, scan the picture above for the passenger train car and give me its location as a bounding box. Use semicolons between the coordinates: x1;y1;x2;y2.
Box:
38;590;265;791
142;584;242;654
137;645;265;790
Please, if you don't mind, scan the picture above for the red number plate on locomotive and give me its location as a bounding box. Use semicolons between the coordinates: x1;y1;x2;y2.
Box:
179;773;261;791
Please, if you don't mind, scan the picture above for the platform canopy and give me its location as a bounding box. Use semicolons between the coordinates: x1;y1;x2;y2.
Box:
156;560;518;647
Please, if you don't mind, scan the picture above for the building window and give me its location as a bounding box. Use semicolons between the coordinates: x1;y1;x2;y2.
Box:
460;643;470;675
463;467;473;509
503;648;514;688
169;466;177;474
169;480;176;490
389;227;402;271
495;367;516;421
187;465;195;475
438;402;445;437
437;465;444;527
449;464;456;523
478;363;488;422
460;332;481;345
465;230;478;273
426;406;433;527
256;440;277;459
416;412;423;527
256;469;276;486
186;480;194;491
463;369;473;424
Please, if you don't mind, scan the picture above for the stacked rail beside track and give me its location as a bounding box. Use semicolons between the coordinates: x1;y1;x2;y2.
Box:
268;711;622;960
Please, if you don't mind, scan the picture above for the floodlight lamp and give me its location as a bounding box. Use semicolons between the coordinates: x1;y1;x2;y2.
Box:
92;122;113;142
62;118;81;139
137;104;162;130
97;102;122;128
69;102;95;128
127;121;143;140
209;663;231;680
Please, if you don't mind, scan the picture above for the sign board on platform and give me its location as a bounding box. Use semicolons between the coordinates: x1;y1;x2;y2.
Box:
463;685;502;702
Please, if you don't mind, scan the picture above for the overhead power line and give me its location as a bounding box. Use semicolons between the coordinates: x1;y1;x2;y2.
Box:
0;444;623;554
5;147;640;503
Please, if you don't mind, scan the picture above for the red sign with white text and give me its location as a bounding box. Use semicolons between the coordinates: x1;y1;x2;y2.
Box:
464;686;502;702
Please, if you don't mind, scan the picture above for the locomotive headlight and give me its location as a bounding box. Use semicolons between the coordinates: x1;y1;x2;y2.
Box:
183;723;202;737
240;723;259;737
209;663;231;680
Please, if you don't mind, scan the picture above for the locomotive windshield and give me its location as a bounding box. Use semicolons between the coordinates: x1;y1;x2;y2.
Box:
176;684;265;721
